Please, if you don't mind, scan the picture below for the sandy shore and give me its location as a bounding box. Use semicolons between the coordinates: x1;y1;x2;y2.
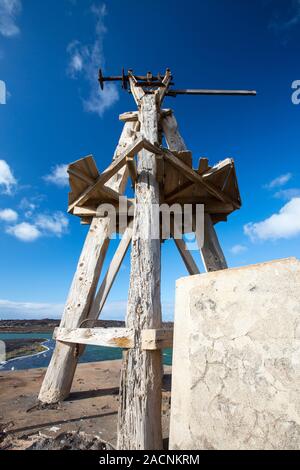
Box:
0;360;171;450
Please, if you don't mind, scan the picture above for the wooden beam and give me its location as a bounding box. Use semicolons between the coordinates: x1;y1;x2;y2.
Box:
141;328;173;350
162;113;228;274
89;222;133;321
39;122;139;404
196;212;228;272
38;217;112;403
161;113;186;151
156;154;164;183
198;157;209;174
163;148;235;205
54;327;173;350
126;157;137;185
128;72;145;105
68;138;146;211
172;236;200;275
69;138;161;212
54;327;134;349
119;109;172;123
72;199;135;218
158;69;172;104
118;94;163;450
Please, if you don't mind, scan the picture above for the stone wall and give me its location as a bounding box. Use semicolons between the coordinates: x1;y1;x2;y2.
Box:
169;258;300;450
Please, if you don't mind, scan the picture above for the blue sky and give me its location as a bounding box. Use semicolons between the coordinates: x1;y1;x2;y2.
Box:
0;0;300;320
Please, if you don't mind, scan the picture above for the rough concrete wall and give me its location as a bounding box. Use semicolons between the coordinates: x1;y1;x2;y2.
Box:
169;258;300;450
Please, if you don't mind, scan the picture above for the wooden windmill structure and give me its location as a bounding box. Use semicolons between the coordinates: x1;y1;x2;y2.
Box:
38;68;256;449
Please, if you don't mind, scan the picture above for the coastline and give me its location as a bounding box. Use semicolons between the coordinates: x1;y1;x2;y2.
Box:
0;339;50;367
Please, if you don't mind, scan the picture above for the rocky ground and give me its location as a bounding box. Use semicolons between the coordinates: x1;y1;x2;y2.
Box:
0;361;171;450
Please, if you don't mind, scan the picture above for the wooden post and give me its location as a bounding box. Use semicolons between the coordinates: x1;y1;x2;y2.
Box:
38;122;137;403
162;112;227;272
196;212;227;271
118;93;163;449
38;217;111;403
173;237;200;275
88;222;133;321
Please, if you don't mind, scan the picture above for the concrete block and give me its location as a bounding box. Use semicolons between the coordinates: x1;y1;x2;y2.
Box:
169;258;300;450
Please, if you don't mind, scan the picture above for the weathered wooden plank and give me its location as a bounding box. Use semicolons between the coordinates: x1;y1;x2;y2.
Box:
141;328;173;350
173;237;200;275
162;113;186;151
68;138;145;212
72;199;135;218
198;157;209;174
118;94;163;450
38;217;112;403
196;212;228;272
89;223;133;321
119;109;172;123
158;69;172;104
39;122;138;404
126;157;137;185
54;327;135;349
163;148;234;204
54;327;173;350
107;120;139;193
163;151;192;195
162;113;228;273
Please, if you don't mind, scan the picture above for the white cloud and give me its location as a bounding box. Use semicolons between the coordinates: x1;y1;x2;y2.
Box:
67;3;119;117
0;208;18;222
19;195;44;217
274;188;300;200
35;212;68;237
0;299;63;320
0;159;17;194
230;244;247;255
6;222;41;242
6;209;68;242
43;164;69;187
0;0;22;37
244;197;300;241
265;173;292;189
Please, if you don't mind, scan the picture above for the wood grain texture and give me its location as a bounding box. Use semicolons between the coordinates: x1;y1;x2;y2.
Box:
197;212;228;272
54;327;135;349
162;112;228;273
89;222;133;321
38;123;137;404
118;94;163;450
38;217;112;403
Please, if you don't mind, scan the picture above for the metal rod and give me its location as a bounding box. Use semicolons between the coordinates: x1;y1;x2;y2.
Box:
167;89;257;96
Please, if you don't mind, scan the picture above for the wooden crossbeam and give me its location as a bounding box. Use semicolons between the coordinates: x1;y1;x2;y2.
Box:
68;138;144;212
119;109;172;123
162;112;228;276
54;327;134;348
68;138;161;212
38;121;138;404
73;199;135;218
126;156;137;185
54;327;173;350
163;148;236;206
141;328;173;350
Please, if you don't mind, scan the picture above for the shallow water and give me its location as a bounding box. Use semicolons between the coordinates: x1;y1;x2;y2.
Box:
0;332;172;371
